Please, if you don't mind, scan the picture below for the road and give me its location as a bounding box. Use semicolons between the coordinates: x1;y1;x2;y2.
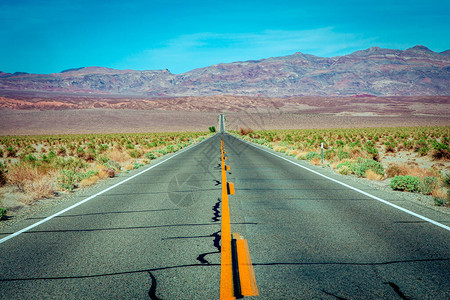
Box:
1;133;449;299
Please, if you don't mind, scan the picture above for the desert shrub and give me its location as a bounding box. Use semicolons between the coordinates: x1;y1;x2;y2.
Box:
254;138;268;145
209;126;216;133
57;146;67;155
337;150;349;160
433;197;449;207
0;163;6;187
166;145;175;153
336;140;345;148
133;162;145;169
76;147;85;158
417;146;429;156
0;207;6;220
390;175;421;192
364;142;379;161
7;164;39;192
239;128;253;136
384;141;396;152
104;160;121;171
25;174;57;200
306;152;320;160
22;154;38;164
386;164;404;178
6;146;17;157
96;155;110;164
338;165;351;175
431;142;450;160
58;170;78;191
419;176;439;195
155;148;167;156
145;152;158;160
128;149;143;158
352;158;384;177
324;149;337;160
56;157;87;170
403;140;414;150
349;141;361;148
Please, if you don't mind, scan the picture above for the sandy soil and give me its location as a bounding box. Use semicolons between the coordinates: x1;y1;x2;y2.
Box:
0;94;448;135
0;109;448;136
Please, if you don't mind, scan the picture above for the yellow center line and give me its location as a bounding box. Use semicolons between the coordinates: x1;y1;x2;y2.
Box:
220;139;235;300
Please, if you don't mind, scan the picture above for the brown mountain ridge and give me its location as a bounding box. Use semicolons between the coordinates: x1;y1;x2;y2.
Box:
1;45;449;97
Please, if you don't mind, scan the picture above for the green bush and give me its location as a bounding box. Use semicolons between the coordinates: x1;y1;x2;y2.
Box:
337;150;349;160
432;141;450;160
337;165;351;175
390;175;421;192
417;146;429;156
132;162;145;169
337;161;353;170
54;157;87;171
145;152;158;160
352;158;384;177
104;160;121;171
336;140;345;148
6;146;16;157
364;145;379;160
58;170;78;191
128;149;142;158
209;126;216;133
0;207;7;220
384;141;396;152
434;197;449;207
22;154;38;163
306;152;320;160
96;155;110;164
58;170;98;191
419;176;439;195
324;149;336;160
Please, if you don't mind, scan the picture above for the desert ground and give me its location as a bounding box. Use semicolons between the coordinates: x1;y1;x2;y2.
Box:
0;93;449;135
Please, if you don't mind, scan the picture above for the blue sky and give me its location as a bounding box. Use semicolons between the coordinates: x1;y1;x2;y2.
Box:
0;0;449;74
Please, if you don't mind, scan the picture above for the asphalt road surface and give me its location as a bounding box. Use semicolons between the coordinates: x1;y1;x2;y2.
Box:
1;133;449;299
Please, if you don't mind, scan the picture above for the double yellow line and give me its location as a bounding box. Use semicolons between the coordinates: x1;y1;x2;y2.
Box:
220;139;258;299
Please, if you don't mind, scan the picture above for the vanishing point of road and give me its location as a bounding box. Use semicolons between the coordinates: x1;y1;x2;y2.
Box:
1;133;449;299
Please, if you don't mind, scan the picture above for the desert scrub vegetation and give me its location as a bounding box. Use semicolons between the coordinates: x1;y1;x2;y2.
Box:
0;131;209;213
234;126;449;205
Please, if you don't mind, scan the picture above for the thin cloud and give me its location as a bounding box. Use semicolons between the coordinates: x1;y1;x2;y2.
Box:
115;28;376;73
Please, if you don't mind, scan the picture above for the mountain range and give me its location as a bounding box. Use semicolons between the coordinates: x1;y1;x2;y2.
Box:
1;45;449;97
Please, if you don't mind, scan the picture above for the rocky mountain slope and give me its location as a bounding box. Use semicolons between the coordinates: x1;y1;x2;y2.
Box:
1;45;449;96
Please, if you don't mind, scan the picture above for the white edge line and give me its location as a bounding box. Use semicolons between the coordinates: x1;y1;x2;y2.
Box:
230;134;450;232
0;135;215;245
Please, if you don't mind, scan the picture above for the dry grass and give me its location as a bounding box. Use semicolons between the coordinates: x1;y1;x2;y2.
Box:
124;164;135;171
273;146;288;153
97;168;115;179
386;163;438;179
107;149;131;164
24;174;57;203
239;127;254;136
287;149;300;156
6;165;39;192
365;169;383;181
432;188;448;200
80;175;100;187
330;161;340;169
310;158;321;165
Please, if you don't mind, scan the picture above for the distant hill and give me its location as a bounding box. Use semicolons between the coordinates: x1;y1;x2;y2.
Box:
0;45;449;96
